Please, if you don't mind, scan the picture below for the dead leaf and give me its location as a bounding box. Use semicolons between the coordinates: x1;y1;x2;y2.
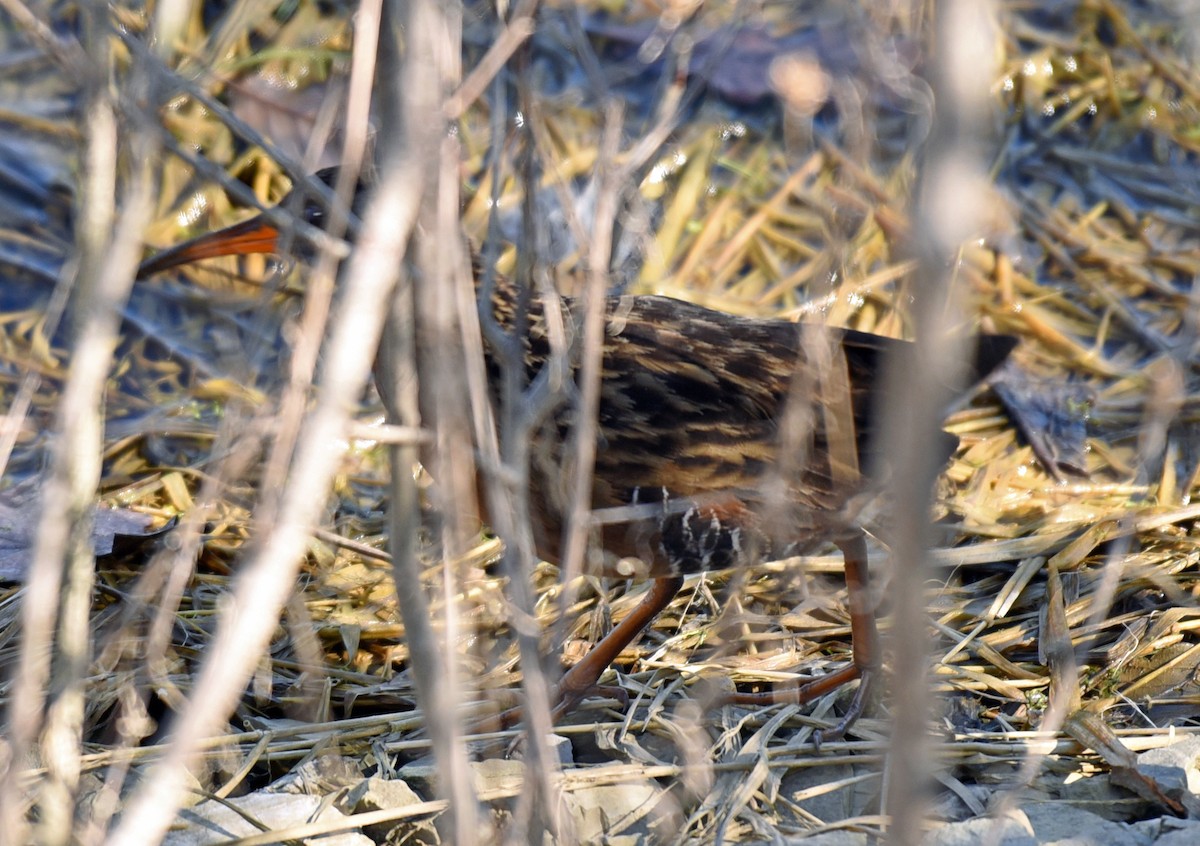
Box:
0;478;171;582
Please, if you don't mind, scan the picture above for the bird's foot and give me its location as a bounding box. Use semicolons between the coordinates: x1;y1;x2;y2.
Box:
550;682;629;722
725;662;879;746
490;680;630;732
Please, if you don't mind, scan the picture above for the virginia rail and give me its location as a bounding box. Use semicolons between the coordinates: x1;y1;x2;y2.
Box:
140;168;1016;734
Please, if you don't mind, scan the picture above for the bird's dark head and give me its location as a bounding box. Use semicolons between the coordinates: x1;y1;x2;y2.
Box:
138;166;369;279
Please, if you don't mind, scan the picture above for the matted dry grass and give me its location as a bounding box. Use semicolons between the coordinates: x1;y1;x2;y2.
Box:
2;0;1200;842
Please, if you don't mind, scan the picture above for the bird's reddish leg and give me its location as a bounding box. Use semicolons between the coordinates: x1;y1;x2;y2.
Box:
492;576;683;729
550;575;685;720
729;532;879;739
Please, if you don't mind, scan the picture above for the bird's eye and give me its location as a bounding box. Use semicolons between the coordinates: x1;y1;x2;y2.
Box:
306;202;324;226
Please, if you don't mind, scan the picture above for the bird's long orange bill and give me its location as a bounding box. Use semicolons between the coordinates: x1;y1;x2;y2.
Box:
137;214;280;279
